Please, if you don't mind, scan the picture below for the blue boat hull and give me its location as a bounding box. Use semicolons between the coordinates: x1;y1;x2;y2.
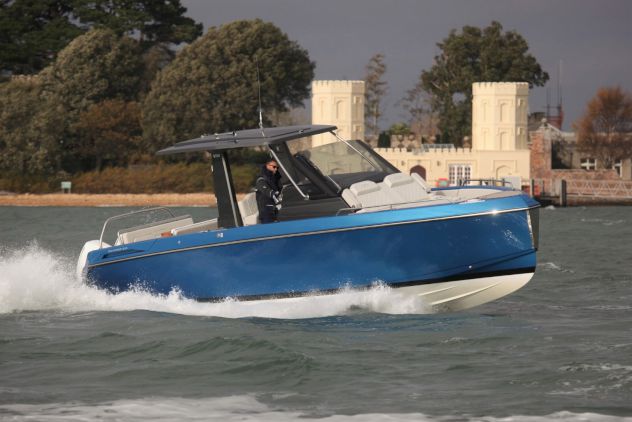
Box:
86;195;538;303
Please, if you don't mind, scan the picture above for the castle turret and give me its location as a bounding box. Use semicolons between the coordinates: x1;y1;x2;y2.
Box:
311;80;365;146
472;82;529;151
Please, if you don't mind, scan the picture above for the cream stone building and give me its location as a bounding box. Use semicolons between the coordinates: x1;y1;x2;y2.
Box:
311;80;365;146
312;80;532;188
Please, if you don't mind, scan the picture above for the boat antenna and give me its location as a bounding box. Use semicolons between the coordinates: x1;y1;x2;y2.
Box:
255;57;265;136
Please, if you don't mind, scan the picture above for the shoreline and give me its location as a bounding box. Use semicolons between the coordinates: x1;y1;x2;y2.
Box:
0;193;248;207
1;192;629;207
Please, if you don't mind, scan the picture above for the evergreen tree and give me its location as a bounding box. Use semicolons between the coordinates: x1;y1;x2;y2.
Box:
420;21;548;145
141;19;315;152
38;28;144;172
0;77;65;175
0;0;201;77
0;29;144;175
40;28;143;108
0;0;82;75
72;0;202;49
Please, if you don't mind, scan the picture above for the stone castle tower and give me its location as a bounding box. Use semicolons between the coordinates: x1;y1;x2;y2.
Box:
311;80;365;146
472;82;529;151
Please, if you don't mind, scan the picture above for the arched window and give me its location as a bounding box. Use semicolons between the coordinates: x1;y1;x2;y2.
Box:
499;131;507;150
496;165;511;179
499;102;507;122
336;100;345;119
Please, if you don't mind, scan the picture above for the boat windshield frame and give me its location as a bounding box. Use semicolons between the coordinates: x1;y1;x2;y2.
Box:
284;130;398;194
268;147;310;199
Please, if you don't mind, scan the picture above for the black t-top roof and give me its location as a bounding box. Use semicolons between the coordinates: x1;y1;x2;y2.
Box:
156;125;337;155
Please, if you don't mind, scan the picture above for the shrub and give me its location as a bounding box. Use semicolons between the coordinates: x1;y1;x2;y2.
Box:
0;163;259;194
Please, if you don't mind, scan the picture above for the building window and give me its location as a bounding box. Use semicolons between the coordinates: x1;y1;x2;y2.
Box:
500;102;507;122
580;158;597;171
499;131;507;150
336;100;345;119
613;160;623;176
449;164;472;186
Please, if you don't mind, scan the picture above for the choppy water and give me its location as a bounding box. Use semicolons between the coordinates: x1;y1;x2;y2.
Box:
1;205;631;421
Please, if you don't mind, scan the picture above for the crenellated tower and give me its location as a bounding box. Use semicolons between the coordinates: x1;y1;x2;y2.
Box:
311;80;365;146
472;82;529;151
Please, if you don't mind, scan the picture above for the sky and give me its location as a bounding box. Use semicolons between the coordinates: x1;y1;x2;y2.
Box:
182;0;632;132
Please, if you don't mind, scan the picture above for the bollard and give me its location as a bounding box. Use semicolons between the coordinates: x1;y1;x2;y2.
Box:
559;179;567;207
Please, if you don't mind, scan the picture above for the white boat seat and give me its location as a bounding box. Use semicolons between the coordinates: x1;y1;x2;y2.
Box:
171;218;218;236
238;192;259;226
383;173;431;203
341;174;450;212
341;188;361;208
342;180;399;210
116;215;193;245
410;172;432;192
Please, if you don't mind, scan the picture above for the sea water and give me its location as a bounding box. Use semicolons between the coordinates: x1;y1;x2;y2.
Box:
0;205;631;421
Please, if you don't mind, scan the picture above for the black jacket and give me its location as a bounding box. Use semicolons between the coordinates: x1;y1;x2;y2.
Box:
255;165;282;221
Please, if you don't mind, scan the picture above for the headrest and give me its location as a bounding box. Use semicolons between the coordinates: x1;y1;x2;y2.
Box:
383;173;413;188
350;181;381;195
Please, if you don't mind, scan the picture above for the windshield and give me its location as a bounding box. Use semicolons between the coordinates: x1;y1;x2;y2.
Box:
286;132;397;189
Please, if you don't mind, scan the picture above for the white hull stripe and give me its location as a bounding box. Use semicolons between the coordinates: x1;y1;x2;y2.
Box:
193;267;536;303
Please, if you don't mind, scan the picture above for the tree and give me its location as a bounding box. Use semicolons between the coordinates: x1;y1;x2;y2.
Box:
0;76;65;175
398;76;438;137
72;0;202;49
74;99;143;171
141;19;315;152
364;53;388;140
0;0;83;75
40;28;143;108
575;86;632;169
420;21;549;145
388;122;411;136
0;0;201;76
39;28;144;172
377;132;390;148
40;28;143;105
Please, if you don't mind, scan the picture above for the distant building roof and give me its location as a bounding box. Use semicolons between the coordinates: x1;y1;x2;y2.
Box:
530;120;576;142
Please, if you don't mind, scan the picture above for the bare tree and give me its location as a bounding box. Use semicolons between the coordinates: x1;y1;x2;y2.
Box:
399;76;439;138
364;53;388;140
575;86;632;168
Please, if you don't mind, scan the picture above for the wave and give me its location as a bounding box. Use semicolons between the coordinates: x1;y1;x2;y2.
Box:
537;262;574;273
580;218;626;226
0;244;429;318
1;395;630;422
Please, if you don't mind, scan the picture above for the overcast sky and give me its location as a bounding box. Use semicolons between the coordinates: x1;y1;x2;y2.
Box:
182;0;631;132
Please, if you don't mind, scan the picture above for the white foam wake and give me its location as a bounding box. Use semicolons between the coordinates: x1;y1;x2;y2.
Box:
1;395;630;422
0;244;429;318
